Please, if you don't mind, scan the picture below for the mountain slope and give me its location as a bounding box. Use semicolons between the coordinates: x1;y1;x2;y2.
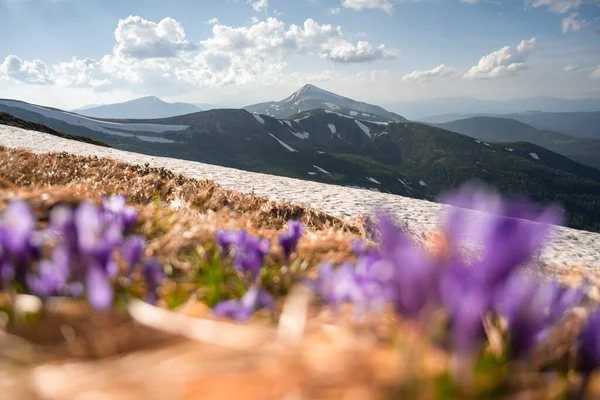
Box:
421;111;600;139
71;96;202;119
432;117;600;169
244;84;407;123
2;99;600;232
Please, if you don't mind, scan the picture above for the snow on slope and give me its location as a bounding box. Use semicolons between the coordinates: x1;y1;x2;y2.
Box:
268;133;297;152
355;120;372;138
327;124;337;135
1;124;599;270
0;100;189;137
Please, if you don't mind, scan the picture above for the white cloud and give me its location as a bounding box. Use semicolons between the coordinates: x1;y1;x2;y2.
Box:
206;17;220;24
561;13;587;33
113;16;198;59
530;0;583;14
463;37;537;80
563;63;578;72
461;0;481;3
329;7;341;14
402;64;451;82
249;0;268;12
0;16;395;94
341;0;394;14
0;55;53;84
592;65;600;79
322;41;395;63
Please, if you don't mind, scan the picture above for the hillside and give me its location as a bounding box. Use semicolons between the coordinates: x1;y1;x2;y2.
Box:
1;99;600;231
422;111;600;139
433;116;600;169
244;84;407;123
72;96;202;119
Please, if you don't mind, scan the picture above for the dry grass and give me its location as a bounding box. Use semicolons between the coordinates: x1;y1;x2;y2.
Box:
2;144;600;399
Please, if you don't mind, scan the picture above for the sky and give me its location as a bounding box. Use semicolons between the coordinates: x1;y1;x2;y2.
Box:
0;0;599;110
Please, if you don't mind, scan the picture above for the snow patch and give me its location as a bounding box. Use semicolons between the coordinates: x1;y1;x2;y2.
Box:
355;120;371;138
307;172;317;176
484;143;491;147
419;180;427;187
506;147;514;152
327;124;337;135
317;151;326;154
0;100;189;137
324;110;353;119
376;131;388;138
529;152;540;160
252;114;265;124
475;140;481;144
293;115;310;123
362;113;371;117
268;133;297;152
284;120;292;127
366;176;381;184
289;131;309;139
368;121;389;126
349;111;358;116
323;102;340;110
136;135;176;143
397;178;412;191
313;165;331;175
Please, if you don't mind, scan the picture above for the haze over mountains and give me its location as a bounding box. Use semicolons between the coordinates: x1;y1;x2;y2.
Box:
72;96;212;119
2;84;600;232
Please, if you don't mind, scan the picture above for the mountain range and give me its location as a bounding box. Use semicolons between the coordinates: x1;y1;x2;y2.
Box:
391;97;600;120
72;96;207;119
431;117;600;170
2;86;600;232
244;84;408;124
421;111;600;139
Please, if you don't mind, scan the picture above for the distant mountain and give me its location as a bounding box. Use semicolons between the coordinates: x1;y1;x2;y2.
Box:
244;84;407;123
192;103;223;111
2;98;600;232
390;97;600;120
421;111;600;139
71;96;202;119
432;117;600;169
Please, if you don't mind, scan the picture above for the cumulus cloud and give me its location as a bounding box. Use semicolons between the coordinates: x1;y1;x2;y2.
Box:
322;41;395;63
0;16;395;94
563;64;578;72
402;64;451;82
0;55;53;84
463;38;537;80
248;0;268;12
530;0;583;14
561;13;587;33
341;0;394;14
206;17;219;24
113;16;197;59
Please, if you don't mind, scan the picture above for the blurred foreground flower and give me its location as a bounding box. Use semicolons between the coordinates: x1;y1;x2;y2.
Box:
0;195;164;311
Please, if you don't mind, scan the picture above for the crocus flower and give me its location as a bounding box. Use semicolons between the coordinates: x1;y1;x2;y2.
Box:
228;231;270;278
143;258;164;305
577;309;600;374
86;261;114;311
351;239;369;257
121;235;145;274
101;195;139;231
1;200;37;277
212;286;274;321
494;274;550;359
26;246;70;297
278;220;303;260
216;230;244;255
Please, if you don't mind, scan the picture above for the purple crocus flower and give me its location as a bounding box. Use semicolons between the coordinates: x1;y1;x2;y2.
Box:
351;239;369;257
494;274;550;359
121;235;145;274
278;220;303;260
226;231;270;277
212;286;274;321
377;213;438;318
101;195;139;231
215;229;244;255
442;183;562;292
26;246;70;297
143;258;164;305
577;309;600;374
1;200;37;276
86;260;114;311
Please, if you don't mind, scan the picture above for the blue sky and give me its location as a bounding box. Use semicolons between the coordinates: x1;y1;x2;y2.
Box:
0;0;599;109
